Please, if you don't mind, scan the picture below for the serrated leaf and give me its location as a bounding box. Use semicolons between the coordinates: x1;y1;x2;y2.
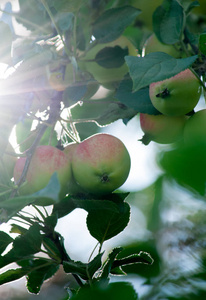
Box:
95;46;128;68
125;53;198;92
0;231;13;255
92;6;141;43
87;202;130;243
153;0;184;44
115;77;159;115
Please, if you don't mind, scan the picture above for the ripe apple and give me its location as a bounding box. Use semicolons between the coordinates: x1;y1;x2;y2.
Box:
139;113;187;145
149;69;202;116
130;0;163;30
13;145;72;205
71;133;131;195
183;109;206;145
78;36;137;90
143;34;182;58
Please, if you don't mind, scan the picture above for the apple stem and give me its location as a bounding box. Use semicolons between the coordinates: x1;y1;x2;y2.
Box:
156;88;170;98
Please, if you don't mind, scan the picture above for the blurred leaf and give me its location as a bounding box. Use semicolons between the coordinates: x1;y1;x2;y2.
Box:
56;12;74;31
0;267;30;285
199;33;206;55
153;0;184;44
87;201;130;243
51;0;86;12
115;77;159;114
0;21;12;64
0;231;13;255
95;46;128;68
125;53;198;92
159;142;206;196
92;6;141;43
70;281;138;300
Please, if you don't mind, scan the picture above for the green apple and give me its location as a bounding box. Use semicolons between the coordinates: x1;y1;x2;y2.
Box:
13;145;72;205
143;34;182;58
139;113;187;145
78;36;137;90
149;69;202;116
130;0;163;30
71;133;131;195
183;109;206;145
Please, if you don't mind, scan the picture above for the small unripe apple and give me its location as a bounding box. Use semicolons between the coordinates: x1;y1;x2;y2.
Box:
149;69;202;116
78;36;136;90
139;113;187;145
143;34;182;58
71;133;131;195
13;145;72;205
183;109;206;145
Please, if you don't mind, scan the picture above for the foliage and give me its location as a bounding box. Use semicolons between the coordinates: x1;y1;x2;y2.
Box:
0;0;206;299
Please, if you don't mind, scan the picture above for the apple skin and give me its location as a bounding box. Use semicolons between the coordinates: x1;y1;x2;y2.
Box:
139;113;187;145
13;145;72;205
183;109;206;145
71;133;131;195
78;36;136;90
149;69;202;116
143;34;182;58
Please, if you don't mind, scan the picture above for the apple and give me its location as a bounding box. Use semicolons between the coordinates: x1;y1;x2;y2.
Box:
149;69;202;116
139;113;187;145
71;133;131;195
78;36;137;90
130;0;163;30
0;142;17;183
143;34;182;58
13;145;72;204
183;109;206;145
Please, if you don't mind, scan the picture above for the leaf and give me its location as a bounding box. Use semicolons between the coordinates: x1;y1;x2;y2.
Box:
115;77;160;115
0;231;13;255
71;281;138;300
0;21;12;64
95;46;128;68
153;0;184;44
51;0;86;12
101;247;123;279
0;267;30;285
199;33;206;55
125;53;198;92
86;201;130;243
92;6;141;43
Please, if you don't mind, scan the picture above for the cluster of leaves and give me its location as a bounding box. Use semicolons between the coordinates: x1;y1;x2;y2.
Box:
0;0;206;299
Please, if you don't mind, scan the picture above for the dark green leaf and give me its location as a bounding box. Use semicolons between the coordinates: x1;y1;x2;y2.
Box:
26;260;59;294
86;202;130;243
95;46;128;68
199;33;206;55
0;231;13;255
63;83;88;105
92;6;141;43
52;0;86;12
112;251;154;270
56;12;74;31
0;267;30;285
153;0;184;44
70;281;138;300
125;53;198;92
101;247;123;279
0;21;12;64
115;77;159;114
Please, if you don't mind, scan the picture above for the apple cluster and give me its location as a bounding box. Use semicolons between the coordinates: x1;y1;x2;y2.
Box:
13;133;131;205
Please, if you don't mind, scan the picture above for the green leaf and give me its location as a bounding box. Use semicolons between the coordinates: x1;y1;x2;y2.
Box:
95;46;128;68
153;0;184;44
92;6;141;43
199;33;206;55
0;223;42;268
115;77;159;114
51;0;86;12
26;260;59;294
0;21;12;64
101;247;123;279
56;12;74;31
86;201;130;243
0;231;13;255
0;267;30;285
70;282;138;300
125;53;198;92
